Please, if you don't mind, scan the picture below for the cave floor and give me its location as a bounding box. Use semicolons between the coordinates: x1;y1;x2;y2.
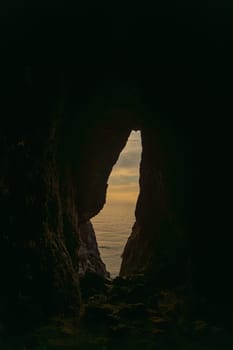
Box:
1;275;232;350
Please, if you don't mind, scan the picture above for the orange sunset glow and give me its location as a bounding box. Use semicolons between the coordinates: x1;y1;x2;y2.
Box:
106;130;142;204
92;131;142;276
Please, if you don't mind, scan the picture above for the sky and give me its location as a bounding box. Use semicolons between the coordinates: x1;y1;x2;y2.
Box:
92;130;142;276
106;130;142;204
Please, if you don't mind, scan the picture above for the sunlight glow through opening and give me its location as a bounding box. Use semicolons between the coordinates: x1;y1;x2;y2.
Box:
92;131;142;277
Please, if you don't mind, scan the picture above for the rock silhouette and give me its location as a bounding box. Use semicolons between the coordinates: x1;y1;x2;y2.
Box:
1;2;233;348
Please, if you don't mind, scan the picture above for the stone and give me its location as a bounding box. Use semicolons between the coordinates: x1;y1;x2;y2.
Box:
1;9;233;337
117;303;148;319
78;220;110;279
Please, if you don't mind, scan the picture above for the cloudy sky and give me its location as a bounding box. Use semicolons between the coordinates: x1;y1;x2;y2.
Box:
106;131;142;204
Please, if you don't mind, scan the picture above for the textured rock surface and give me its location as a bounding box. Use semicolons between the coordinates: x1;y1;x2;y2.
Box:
78;220;110;278
75;121;132;221
1;3;233;329
0;118;81;316
120;126;190;287
5;276;233;349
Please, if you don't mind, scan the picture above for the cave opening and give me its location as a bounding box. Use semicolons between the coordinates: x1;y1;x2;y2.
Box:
91;130;142;278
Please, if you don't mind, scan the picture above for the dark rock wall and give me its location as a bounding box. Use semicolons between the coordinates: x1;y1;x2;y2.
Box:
120;125;190;287
0;69;81;316
0;140;81;316
0;64;136;318
74;121;132;222
1;2;233;319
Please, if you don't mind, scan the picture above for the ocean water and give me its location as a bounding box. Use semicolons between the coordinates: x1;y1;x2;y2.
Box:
91;130;141;278
92;202;136;278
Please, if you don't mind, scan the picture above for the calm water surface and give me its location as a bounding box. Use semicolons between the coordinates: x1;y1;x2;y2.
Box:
92;202;135;278
92;131;141;278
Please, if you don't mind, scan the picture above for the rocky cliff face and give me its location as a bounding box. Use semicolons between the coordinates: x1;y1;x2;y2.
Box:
0;120;81;317
1;76;231;322
1;3;233;325
0;62;136;320
120;125;190;287
78;220;109;278
58;111;133;280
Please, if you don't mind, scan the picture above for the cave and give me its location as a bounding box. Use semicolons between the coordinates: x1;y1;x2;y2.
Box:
1;3;233;349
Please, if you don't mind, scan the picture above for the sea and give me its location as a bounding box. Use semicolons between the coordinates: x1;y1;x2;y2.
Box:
91;202;136;278
91;130;141;278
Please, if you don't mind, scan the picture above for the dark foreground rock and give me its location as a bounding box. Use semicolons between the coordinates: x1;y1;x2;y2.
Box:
2;275;232;350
